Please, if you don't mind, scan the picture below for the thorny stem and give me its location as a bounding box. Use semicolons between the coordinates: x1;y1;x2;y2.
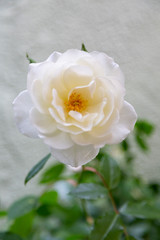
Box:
83;166;129;239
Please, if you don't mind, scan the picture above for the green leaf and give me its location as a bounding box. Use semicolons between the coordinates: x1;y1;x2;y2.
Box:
26;53;36;63
66;235;85;240
135;134;148;151
67;221;90;235
36;204;53;217
39;190;58;205
121;139;129;152
100;154;121;189
8;196;37;219
128;236;141;240
40;163;65;184
9;212;34;238
70;183;107;200
81;43;88;52
135;120;155;135
25;153;51;184
0;210;7;218
120;202;160;219
0;232;23;240
89;213;119;240
104;229;123;240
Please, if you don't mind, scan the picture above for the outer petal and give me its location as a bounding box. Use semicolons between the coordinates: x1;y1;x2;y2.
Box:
31;79;49;113
90;51;125;86
46;51;62;62
12;90;39;138
27;52;61;92
57;49;89;64
103;101;137;144
27;61;54;93
42;131;74;149
30;108;57;134
51;144;99;167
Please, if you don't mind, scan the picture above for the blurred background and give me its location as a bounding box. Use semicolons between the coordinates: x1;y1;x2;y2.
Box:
0;0;160;207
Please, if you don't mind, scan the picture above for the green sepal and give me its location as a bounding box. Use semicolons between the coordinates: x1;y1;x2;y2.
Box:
81;43;88;52
26;53;36;63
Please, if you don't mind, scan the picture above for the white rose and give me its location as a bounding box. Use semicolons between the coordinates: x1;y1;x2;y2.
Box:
13;49;137;167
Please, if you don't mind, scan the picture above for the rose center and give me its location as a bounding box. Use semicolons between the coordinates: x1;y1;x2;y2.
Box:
65;91;87;113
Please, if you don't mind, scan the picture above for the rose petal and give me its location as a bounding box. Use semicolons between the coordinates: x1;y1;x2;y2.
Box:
106;100;137;144
95;76;124;110
57;123;84;135
68;80;96;99
71;109;119;146
27;52;61;93
31;79;49;113
91;101;137;145
30;108;57;134
27;61;54;92
58;49;89;64
90;51;125;86
42;66;67;102
47;51;62;62
51;88;66;121
69;111;97;131
51;143;99;167
119;101;137;130
41;131;74;149
12;90;39;138
88;99;107;126
90;109;119;138
49;107;97;132
63;65;93;90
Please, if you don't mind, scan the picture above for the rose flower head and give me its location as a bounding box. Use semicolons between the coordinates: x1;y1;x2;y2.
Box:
13;49;137;167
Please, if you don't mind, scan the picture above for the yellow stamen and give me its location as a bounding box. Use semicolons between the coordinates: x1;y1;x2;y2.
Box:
65;91;87;113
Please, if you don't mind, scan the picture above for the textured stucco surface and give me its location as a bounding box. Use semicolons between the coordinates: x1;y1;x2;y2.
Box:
0;0;160;207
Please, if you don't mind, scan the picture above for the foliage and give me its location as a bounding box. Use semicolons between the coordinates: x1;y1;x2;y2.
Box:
25;153;51;185
0;118;159;240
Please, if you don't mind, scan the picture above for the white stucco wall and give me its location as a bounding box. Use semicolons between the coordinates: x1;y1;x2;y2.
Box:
0;0;160;207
